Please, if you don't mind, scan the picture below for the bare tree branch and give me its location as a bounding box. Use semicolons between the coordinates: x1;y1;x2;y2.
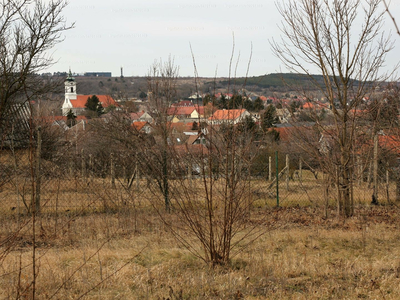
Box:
383;0;400;35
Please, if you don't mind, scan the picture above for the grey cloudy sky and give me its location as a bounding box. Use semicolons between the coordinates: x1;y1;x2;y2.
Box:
45;0;400;77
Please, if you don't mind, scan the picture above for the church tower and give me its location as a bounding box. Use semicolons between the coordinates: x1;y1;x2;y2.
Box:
62;69;77;115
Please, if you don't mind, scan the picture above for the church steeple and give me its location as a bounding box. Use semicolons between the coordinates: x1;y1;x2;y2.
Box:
64;68;76;94
62;69;77;115
66;68;75;82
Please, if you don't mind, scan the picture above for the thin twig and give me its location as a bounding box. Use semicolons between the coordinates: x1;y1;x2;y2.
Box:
383;0;400;35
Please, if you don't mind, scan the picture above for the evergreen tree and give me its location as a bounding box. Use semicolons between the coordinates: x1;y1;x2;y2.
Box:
239;115;256;132
139;91;147;99
243;99;254;111
66;109;76;127
191;121;199;131
261;104;279;131
253;97;264;111
85;95;104;116
203;94;214;106
219;94;228;109
228;94;242;109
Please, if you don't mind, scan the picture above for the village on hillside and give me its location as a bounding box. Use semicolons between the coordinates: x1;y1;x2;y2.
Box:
24;69;400;171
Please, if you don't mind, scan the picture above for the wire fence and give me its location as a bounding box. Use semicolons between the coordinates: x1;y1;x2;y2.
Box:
1;136;397;219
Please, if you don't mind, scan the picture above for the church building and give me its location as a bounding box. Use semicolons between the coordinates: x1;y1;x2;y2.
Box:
61;70;117;116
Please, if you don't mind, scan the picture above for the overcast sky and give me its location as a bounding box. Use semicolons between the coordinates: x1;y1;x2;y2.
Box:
45;0;400;78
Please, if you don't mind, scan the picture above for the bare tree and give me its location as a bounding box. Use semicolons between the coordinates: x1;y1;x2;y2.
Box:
134;48;272;266
0;0;73;134
271;0;395;217
0;1;72;298
146;57;179;212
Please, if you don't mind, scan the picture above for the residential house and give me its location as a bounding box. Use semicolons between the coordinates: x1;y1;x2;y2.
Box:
170;122;197;135
45;115;88;130
276;108;290;124
188;94;203;101
130;111;154;123
214;93;233;100
187;132;207;145
132;121;153;134
208;109;250;125
167;106;200;119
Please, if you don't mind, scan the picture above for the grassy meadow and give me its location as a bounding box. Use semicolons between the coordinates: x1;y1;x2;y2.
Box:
1;171;400;299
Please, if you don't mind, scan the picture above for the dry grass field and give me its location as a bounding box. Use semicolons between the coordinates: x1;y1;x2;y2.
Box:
1;165;400;299
1;199;400;299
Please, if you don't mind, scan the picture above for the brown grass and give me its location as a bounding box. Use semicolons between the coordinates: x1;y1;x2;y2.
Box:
1;170;399;299
1;203;400;299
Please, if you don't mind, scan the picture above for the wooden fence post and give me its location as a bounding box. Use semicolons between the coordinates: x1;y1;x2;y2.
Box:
373;134;378;203
396;169;400;202
286;154;290;190
336;165;342;215
268;156;272;181
35;126;41;214
188;161;192;188
323;172;329;219
89;154;93;181
81;149;85;179
135;151;140;190
299;156;302;182
367;162;372;188
276;151;279;207
357;156;362;186
386;162;390;203
111;153;116;189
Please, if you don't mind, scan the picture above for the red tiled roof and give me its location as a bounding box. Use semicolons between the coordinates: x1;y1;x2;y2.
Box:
70;95;117;108
271;127;290;142
193;105;208;115
187;135;199;145
379;135;400;155
167;106;196;116
130;111;145;120
170;122;195;132
303;102;314;109
271;125;315;142
132;121;148;131
209;109;246;121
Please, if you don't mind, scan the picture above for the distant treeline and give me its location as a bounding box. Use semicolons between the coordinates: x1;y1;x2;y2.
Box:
216;73;372;90
217;73;325;89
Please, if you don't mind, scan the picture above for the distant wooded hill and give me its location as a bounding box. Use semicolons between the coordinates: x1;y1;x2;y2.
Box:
45;73;370;100
217;73;326;89
217;73;371;90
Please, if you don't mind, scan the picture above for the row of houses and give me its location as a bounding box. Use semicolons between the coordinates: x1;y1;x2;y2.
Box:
48;72;400;156
4;73;400;181
61;72;250;124
60;70;339;127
